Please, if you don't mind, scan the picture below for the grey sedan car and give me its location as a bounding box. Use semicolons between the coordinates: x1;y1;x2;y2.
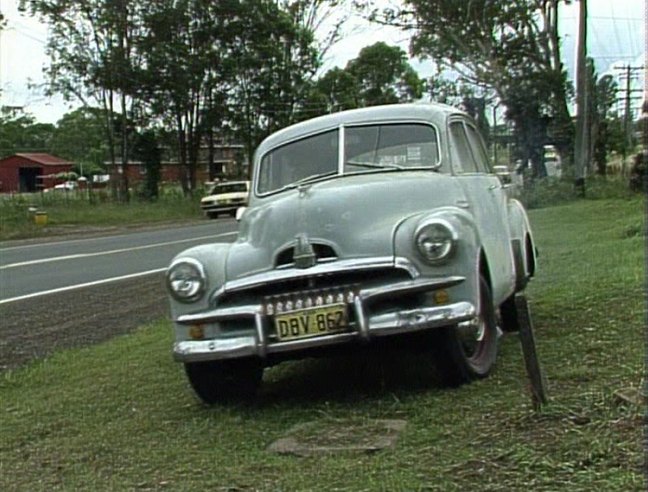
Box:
166;103;536;403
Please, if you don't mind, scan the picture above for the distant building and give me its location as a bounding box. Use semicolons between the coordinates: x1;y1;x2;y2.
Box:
0;153;74;193
104;143;246;187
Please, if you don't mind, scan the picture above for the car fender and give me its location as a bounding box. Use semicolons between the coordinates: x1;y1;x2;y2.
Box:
507;198;536;289
167;242;232;319
393;207;481;305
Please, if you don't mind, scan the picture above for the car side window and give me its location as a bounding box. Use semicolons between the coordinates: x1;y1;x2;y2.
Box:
465;124;492;173
449;121;479;174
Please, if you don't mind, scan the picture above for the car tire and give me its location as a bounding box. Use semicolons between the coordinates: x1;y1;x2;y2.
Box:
207;212;219;219
433;275;498;386
184;359;263;404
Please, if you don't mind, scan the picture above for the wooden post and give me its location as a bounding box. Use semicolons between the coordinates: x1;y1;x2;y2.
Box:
514;294;548;410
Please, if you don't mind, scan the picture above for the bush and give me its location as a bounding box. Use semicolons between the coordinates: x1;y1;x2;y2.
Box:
520;176;637;209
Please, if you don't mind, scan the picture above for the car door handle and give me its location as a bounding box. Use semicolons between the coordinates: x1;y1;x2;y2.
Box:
489;184;500;190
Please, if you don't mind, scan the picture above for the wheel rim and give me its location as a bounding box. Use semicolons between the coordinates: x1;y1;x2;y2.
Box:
457;316;487;360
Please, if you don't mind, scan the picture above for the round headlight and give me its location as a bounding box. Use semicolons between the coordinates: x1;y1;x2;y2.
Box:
415;219;457;264
166;258;206;302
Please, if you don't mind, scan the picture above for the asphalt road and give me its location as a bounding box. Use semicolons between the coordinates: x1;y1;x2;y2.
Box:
0;220;239;303
0;219;239;370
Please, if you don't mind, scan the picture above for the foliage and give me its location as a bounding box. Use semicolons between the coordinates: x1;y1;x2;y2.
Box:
132;130;162;201
0;198;643;490
19;0;146;202
223;0;322;165
366;0;574;177
591;73;623;175
520;176;637;209
20;0;329;193
0;113;55;157
50;107;110;174
310;42;423;113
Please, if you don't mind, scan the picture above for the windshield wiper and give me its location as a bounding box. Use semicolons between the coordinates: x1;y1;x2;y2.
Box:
345;160;404;170
295;170;339;185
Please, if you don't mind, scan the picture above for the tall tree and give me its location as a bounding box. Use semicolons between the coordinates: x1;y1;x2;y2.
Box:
309;42;423;114
346;42;423;106
224;0;321;167
136;0;224;194
20;0;145;201
0;113;55;157
365;0;574;178
50;107;109;175
591;73;622;175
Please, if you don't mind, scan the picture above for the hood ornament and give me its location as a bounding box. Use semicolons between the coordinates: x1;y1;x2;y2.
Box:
293;233;316;269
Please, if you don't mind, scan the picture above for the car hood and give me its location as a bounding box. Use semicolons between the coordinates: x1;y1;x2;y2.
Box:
201;191;248;202
226;172;462;280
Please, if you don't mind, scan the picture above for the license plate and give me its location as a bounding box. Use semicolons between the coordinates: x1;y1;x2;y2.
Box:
274;304;348;341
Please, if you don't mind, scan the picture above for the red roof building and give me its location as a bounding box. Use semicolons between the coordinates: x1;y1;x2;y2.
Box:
0;153;74;193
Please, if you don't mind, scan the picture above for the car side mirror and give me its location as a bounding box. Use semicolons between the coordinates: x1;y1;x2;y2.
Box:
235;207;247;222
495;169;512;185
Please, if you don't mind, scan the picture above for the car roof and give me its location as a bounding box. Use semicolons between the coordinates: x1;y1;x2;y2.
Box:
255;102;465;159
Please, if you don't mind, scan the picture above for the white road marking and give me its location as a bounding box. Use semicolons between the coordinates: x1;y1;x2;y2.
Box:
0;231;238;270
0;268;168;305
0;222;234;252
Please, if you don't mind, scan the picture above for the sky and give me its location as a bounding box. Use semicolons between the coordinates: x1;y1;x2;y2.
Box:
0;0;645;124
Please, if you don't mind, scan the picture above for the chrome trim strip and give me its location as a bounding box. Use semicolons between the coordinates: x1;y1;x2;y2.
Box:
173;337;258;362
178;304;261;324
359;277;464;302
394;257;421;279
214;256;419;302
368;302;475;335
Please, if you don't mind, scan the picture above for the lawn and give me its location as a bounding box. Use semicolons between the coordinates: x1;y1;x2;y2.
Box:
0;189;204;241
0;196;645;491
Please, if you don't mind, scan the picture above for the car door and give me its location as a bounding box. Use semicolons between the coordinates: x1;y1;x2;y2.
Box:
448;118;514;305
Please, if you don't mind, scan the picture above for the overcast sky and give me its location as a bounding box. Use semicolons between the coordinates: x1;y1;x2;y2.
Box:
1;0;645;124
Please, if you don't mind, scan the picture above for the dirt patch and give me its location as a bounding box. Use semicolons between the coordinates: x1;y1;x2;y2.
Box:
0;274;169;371
268;419;407;456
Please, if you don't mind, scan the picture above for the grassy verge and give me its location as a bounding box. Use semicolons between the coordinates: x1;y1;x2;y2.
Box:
0;189;204;241
0;197;645;490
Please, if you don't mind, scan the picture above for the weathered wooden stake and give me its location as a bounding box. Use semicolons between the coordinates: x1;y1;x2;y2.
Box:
514;294;548;410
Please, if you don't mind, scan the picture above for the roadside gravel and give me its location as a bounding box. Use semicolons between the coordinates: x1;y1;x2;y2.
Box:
0;274;168;371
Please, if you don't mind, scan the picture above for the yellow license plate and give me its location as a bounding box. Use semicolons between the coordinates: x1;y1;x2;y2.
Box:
274;304;348;341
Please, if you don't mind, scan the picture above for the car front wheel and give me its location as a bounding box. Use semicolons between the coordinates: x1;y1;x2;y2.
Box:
433;275;498;386
184;359;263;404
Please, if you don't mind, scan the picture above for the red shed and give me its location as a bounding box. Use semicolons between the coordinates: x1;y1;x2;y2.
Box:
0;153;74;193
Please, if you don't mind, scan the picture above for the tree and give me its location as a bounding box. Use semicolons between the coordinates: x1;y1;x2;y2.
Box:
309;42;423;114
50;107;109;175
366;0;574;178
346;42;423;106
132;130;161;200
0;113;55;157
590;74;623;175
20;0;146;201
224;0;322;167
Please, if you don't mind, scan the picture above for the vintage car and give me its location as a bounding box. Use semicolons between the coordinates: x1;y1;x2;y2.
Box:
200;180;250;218
167;103;536;404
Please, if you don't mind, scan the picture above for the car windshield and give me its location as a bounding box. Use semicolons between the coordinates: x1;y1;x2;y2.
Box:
210;183;247;194
257;123;440;194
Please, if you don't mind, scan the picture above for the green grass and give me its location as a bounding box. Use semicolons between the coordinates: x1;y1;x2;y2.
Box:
0;197;645;490
0;189;204;241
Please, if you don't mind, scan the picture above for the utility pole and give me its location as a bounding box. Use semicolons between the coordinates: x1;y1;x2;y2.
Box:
573;0;588;197
616;65;644;172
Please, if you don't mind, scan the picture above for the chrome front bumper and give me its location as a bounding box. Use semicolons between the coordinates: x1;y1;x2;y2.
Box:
173;276;475;363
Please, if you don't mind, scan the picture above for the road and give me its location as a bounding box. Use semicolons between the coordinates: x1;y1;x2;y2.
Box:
0;220;239;370
0;221;238;303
